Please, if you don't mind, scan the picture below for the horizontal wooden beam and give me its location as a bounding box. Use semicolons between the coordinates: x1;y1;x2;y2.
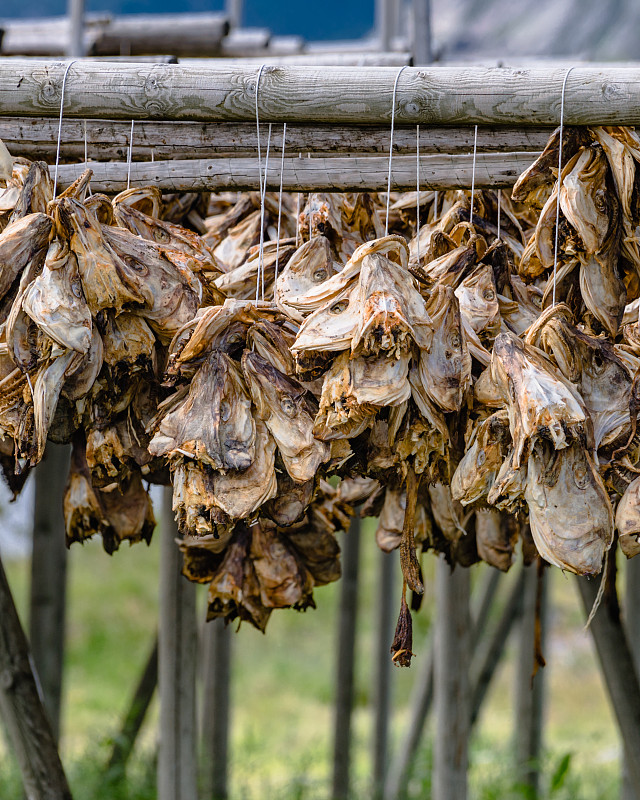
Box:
2;61;640;125
52;151;537;192
0;118;551;161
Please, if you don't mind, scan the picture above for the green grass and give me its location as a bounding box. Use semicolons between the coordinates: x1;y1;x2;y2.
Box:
0;517;623;799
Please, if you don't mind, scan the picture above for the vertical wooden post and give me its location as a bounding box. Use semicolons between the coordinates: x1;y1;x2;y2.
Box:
331;515;361;800
0;554;72;799
372;550;396;798
225;0;243;29
623;557;640;800
376;0;394;52
432;559;471;800
29;443;70;743
158;487;198;800
201;619;232;800
514;565;547;798
67;0;85;57
576;575;640;789
412;0;432;65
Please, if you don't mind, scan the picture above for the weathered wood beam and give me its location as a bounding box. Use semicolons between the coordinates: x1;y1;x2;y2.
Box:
0;554;72;799
331;515;361;800
1;61;639;124
576;574;640;791
0;118;551;161
52;151;536;193
30;443;71;743
186;52;413;66
200;619;232;800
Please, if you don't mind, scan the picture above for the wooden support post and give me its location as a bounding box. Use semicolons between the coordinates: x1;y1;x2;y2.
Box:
622;557;640;800
576;574;640;790
225;0;243;29
106;636;158;778
470;567;526;727
158;487;198;800
372;550;396;798
384;566;501;800
29;443;70;744
331;515;361;800
0;554;72;799
412;0;432;65
200;619;232;800
376;0;394;52
433;559;471;800
67;0;85;57
514;565;548;798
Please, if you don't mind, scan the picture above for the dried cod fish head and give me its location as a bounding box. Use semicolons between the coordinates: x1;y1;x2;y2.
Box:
312;351;376;441
102;226;202;344
22;241;92;354
615;475;640;558
9;161;52;223
0;138;12;183
559;146;613;254
56;168;92;204
351;252;433;358
525;439;613;575
490;331;589;467
210;419;278;519
291;282;361;354
64;436;109;546
0;212;53;302
419;284;471;412
61;326;104;401
451;409;511;506
84;194;114;226
475;508;517;572
53;197;145;314
98;471;155;555
454;264;500;341
172;459;234;540
241;350;329;482
274;235;338;321
375;486;405;552
112;186;163;218
101;311;156;377
578;237;625;339
250;521;315;611
213;209;263;271
263;470;315;527
150;350;256;471
246;320;295;376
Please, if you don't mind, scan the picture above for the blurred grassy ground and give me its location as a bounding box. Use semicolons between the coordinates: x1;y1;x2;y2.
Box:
0;513;622;799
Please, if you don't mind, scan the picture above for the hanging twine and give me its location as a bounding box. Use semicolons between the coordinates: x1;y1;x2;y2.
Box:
469;124;478;227
416;124;421;265
53;60;78;200
497;189;501;240
275;122;287;285
552;66;575;307
126;119;135;190
254;64;267;302
385;65;408;236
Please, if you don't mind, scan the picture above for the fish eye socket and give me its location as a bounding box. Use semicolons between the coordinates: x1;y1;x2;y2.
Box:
573;462;589;489
477;451;486;467
592;352;605;374
330;300;349;314
155;229;170;243
313;269;327;282
483;289;495;301
594;190;607;212
219;401;231;422
71;278;83;299
280;397;297;417
124;256;147;274
450;333;461;349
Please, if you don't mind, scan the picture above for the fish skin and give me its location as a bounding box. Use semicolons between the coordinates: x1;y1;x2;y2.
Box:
0;212;52;302
560;146;612;254
451;410;511;506
615;475;640;558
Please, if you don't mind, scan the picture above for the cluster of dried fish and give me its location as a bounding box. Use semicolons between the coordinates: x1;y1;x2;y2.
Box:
5;125;640;651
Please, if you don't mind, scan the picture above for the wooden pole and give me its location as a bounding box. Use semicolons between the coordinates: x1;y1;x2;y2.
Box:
623;557;640;800
433;559;471;800
67;0;85;57
514;565;547;798
576;574;640;790
376;0;394;52
158;487;198;800
0;118;552;162
225;0;243;29
51;151;536;193
106;636;158;778
200;619;232;800
384;567;501;800
372;550;396;798
331;515;361;800
5;61;640;126
470;568;526;727
412;0;432;65
0;554;72;800
29;443;70;744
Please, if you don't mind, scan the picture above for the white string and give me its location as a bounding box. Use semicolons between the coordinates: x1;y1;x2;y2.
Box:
254;64;267;303
126;119;134;191
296;159;301;248
53;59;77;200
469;124;478;227
416;124;421;265
552;66;575;308
433;190;438;222
258;123;272;301
497;189;501;240
275;122;287;286
84;119;92;197
385;65;408;236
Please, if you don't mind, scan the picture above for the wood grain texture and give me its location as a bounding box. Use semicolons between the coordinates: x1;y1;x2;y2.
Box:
0;118;551;161
52;151;536;192
1;61;639;124
0;555;72;799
